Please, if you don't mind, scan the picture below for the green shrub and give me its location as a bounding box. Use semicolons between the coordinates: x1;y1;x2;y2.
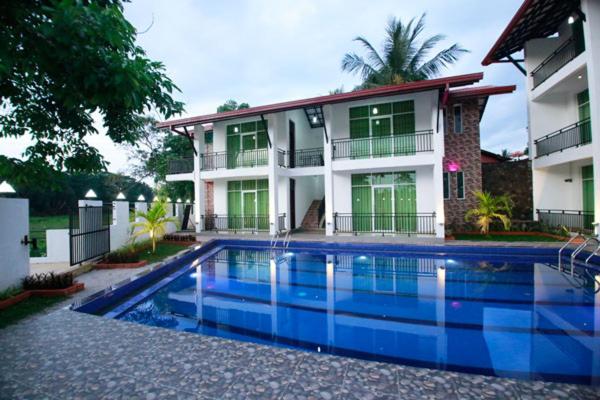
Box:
102;239;152;263
0;285;24;300
22;272;74;290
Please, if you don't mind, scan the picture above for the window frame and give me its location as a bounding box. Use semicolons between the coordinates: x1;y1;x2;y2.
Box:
443;172;450;199
456;171;465;199
453;104;463;134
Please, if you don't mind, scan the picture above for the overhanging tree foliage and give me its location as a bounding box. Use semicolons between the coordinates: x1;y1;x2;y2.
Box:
0;0;184;185
341;14;468;88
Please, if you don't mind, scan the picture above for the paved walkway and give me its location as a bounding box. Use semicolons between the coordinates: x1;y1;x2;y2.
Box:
1;309;598;400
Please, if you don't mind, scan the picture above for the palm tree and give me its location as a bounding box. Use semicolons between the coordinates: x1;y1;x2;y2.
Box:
341;14;468;87
465;191;513;235
132;200;178;253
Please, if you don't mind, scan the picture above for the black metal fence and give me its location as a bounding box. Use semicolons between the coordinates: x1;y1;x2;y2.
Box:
332;130;433;160
537;209;594;232
201;149;268;170
278;213;287;231
531;37;582;88
278;148;324;168
168;158;194;174
69;205;111;265
203;214;270;232
534;119;591;157
333;212;436;235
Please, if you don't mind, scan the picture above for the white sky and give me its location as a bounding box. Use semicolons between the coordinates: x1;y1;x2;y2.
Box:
0;0;528;175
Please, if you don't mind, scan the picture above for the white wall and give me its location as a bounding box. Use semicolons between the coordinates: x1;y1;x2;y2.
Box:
0;198;29;290
285;109;324;150
293;176;325;228
533;160;592;211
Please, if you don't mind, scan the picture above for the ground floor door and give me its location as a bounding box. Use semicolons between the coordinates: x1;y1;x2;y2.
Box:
582;165;594;229
373;185;394;231
242;191;257;229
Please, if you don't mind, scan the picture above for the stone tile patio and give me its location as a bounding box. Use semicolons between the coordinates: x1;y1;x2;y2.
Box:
1;309;598;400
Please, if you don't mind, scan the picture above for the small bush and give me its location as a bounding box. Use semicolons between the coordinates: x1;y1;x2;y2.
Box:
104;248;140;263
0;285;24;300
22;272;74;290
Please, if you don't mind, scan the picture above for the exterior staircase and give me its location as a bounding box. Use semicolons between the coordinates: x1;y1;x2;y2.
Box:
301;198;325;230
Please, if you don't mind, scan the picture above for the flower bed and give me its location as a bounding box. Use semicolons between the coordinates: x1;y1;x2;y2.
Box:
95;260;148;269
449;231;570;242
0;282;84;311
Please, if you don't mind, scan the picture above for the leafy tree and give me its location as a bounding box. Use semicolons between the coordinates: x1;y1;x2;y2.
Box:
341;14;468;87
0;1;184;185
465;191;513;235
216;100;250;113
501;149;510;158
132;200;177;253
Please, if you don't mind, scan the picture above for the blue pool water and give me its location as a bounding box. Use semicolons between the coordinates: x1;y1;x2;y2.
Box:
89;243;600;384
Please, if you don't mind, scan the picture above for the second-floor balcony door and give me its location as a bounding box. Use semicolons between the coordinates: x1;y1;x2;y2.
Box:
372;118;392;157
583;165;594;230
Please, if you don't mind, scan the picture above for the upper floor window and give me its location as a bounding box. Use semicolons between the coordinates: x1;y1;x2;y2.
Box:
453;104;463;134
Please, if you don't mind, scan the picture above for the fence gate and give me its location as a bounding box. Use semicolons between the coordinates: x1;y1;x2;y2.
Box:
69;205;111;266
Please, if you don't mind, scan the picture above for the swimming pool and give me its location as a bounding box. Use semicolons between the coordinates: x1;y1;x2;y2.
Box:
74;240;600;385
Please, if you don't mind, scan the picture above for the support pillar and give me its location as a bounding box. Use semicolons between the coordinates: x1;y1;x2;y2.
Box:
323;105;335;236
267;114;280;234
193;124;206;233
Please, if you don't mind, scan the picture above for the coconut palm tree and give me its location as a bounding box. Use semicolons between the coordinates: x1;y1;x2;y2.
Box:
341;14;468;87
465;191;513;235
132;200;178;253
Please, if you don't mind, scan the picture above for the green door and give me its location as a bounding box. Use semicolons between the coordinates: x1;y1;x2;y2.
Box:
395;182;417;233
243;191;256;229
582;165;594;230
371;118;392;157
393;112;416;155
578;89;591;144
227;135;240;169
373;186;393;231
241;134;257;167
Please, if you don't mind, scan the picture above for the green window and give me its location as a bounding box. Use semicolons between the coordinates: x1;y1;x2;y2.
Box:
226;121;268;168
205;130;213;144
348;100;415;159
582;165;594;230
453;104;462;133
351;172;416;233
456;171;465;199
578;89;591;144
443;172;449;199
227;179;269;230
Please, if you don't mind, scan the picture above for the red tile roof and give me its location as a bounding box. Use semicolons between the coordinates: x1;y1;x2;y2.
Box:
157;72;484;129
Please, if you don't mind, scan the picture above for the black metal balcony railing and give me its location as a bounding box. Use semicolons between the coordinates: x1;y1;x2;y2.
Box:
531;37;583;88
202;213;286;233
332;130;433;160
333;212;436;235
278;147;325;168
537;209;595;232
168;158;194;174
200;149;268;171
534;119;591;157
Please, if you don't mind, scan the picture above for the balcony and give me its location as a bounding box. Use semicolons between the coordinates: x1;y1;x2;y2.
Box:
332;130;433;160
537;209;594;233
168;158;194;174
531;37;583;89
278;147;324;168
333;212;436;235
534;119;591;157
200;149;268;171
202;213;286;233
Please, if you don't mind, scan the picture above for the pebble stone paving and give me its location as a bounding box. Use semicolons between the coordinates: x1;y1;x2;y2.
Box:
0;309;599;399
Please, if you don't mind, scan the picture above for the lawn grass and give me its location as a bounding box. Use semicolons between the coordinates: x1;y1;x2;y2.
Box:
454;233;563;242
0;296;66;329
138;242;188;264
29;215;70;257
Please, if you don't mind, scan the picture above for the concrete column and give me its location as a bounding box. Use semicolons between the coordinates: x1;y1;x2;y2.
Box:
323;105;335;236
133;202;149;240
193;124;206;232
165;202;177;233
433;106;446;238
267;114;280;234
582;0;600;235
109;201;129;250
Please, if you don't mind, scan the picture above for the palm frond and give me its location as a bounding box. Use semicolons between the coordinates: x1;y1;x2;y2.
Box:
341;53;378;82
416;43;469;79
353;36;385;70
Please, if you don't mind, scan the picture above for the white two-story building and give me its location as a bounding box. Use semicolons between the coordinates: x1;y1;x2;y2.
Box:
483;0;600;234
158;73;513;238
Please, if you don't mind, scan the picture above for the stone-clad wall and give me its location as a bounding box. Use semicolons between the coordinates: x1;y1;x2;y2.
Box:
443;98;483;231
482;160;533;220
